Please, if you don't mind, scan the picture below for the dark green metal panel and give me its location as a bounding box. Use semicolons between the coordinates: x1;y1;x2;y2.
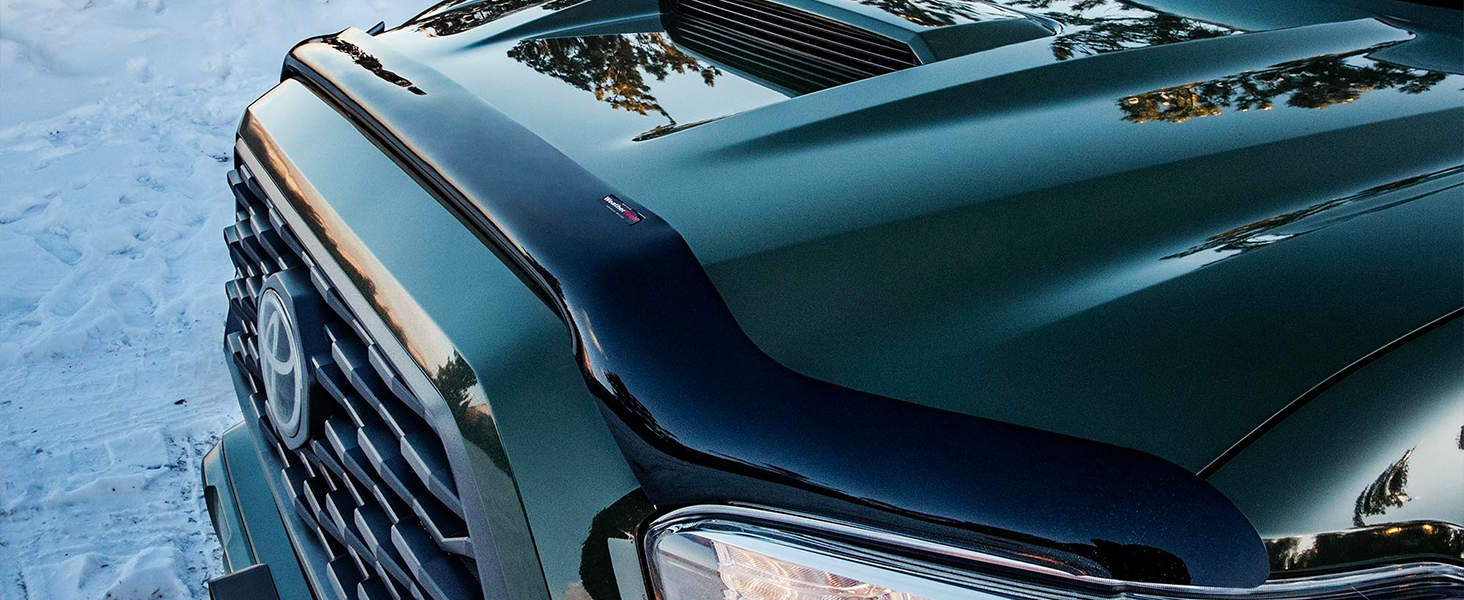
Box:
203;431;255;572
203;423;316;600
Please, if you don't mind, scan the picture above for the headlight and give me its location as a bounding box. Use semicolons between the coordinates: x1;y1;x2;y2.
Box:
642;506;1464;600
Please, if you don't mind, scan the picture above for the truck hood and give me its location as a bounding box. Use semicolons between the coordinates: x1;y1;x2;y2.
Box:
372;0;1464;472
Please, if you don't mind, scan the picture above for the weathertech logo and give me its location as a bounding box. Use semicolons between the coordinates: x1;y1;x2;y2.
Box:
601;195;643;225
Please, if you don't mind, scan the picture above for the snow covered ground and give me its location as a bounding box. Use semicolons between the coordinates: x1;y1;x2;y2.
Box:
0;1;419;598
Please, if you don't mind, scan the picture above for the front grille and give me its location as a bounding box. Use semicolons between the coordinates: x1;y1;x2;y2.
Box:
667;0;920;94
223;166;482;600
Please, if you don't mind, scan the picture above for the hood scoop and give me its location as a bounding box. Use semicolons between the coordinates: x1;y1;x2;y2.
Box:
666;0;922;94
664;0;1055;93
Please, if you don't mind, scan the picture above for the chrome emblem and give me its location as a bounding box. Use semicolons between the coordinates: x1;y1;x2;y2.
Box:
258;288;305;439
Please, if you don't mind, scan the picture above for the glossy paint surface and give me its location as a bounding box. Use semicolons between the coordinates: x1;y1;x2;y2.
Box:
280;25;1270;588
375;0;1464;473
1210;315;1464;572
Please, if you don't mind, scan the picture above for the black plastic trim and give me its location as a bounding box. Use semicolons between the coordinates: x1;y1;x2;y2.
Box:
209;564;284;600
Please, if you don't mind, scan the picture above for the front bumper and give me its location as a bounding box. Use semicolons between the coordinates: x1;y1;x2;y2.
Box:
201;422;313;600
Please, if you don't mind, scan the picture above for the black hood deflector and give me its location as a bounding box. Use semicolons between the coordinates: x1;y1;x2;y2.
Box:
280;28;1269;587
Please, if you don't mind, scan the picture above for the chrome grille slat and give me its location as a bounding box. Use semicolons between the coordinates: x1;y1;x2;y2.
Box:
302;476;330;519
328;557;367;600
235;222;276;274
312;439;351;482
412;495;473;556
392;524;476;600
368;475;414;525
249;213;298;272
297;448;321;478
339;466;372;507
360;425;426;506
224;167;483;600
400;431;462;517
368;344;427;418
257;413;291;463
357;578;399;600
357;505;416;586
327;492;374;557
318;361;377;428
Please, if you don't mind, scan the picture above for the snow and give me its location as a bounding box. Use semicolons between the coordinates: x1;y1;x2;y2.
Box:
0;0;420;598
22;548;189;600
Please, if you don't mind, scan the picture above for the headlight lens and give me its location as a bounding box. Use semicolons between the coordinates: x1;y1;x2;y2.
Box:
650;522;949;600
643;507;1464;600
646;508;1098;600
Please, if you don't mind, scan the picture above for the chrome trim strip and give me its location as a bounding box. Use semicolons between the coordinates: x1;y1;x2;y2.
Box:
647;505;1464;598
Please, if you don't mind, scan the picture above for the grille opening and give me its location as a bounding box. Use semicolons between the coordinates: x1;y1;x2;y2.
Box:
225;166;483;600
665;0;921;94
